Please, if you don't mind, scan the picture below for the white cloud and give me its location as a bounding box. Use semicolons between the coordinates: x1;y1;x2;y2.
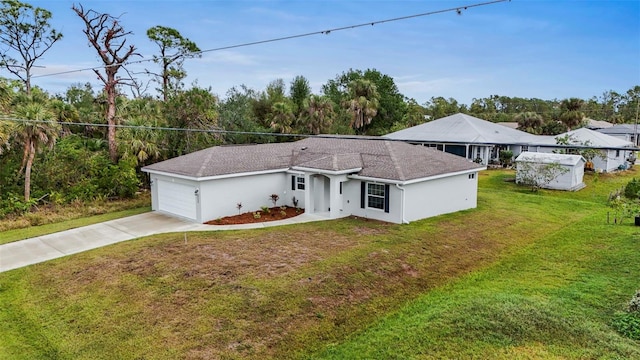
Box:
397;76;480;94
197;51;258;66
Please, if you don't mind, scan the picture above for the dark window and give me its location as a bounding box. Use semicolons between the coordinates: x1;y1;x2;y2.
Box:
296;176;305;190
469;173;475;179
367;183;385;210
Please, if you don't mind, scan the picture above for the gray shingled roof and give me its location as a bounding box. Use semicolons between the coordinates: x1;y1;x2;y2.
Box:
142;137;484;182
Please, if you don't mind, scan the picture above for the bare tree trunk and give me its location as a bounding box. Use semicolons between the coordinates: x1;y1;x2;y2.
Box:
106;81;118;163
72;4;138;164
163;60;169;102
24;140;35;202
18;141;29;175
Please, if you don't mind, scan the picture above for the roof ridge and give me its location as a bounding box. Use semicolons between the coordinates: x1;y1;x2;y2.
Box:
385;141;405;180
459;114;486;142
196;148;216;177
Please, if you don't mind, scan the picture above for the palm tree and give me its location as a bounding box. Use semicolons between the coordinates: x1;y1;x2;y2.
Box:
300;95;334;134
344;79;379;131
559;98;585;131
117;116;163;167
269;101;294;134
514;111;544;134
0;79;12;112
13;102;59;201
49;99;79;136
0;80;13;154
0;120;12;154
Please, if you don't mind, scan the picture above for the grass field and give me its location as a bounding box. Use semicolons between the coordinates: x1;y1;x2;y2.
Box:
1;169;639;359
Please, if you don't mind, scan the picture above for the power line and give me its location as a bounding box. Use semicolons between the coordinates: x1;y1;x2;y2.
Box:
0;116;307;139
31;0;510;80
2;117;639;151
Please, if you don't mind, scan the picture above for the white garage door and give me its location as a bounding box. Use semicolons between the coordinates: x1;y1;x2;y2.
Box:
157;180;197;220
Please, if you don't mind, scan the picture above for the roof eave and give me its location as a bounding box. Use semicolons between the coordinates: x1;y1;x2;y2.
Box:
142;167;290;181
349;167;485;186
291;166;362;175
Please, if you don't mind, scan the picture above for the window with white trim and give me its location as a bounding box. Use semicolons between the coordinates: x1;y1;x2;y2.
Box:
367;183;385;210
296;176;305;190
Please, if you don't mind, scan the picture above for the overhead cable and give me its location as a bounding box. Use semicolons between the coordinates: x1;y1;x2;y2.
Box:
31;0;510;79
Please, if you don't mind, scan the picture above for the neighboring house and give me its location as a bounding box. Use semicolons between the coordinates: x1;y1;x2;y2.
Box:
597;124;640;146
531;128;634;172
142;137;485;224
515;152;586;191
384;113;540;165
585;118;613;130
497;122;520;130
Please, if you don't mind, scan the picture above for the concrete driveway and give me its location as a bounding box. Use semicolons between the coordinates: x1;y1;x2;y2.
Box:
0;211;327;273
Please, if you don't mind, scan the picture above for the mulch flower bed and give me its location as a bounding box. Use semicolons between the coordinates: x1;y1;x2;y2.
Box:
205;206;304;225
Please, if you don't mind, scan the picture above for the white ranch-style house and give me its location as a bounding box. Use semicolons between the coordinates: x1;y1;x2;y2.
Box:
142;137;485;224
531;128;635;172
385;113;637;172
384;113;540;165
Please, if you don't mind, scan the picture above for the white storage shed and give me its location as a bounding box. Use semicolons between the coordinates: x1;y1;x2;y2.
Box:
515;152;586;191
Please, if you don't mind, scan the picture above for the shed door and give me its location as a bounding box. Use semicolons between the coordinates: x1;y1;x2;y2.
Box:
157;180;197;220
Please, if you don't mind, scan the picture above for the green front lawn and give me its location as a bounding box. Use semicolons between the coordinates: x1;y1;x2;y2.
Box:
0;169;638;359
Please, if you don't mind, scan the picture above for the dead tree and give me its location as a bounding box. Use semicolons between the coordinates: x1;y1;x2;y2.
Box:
72;4;139;162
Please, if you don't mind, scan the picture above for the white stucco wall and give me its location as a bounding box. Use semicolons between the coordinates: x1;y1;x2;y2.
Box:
342;180;403;223
592;149;630;172
403;173;479;222
199;172;288;223
341;174;478;224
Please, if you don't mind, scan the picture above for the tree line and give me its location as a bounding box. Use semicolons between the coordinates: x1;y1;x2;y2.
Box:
0;0;638;217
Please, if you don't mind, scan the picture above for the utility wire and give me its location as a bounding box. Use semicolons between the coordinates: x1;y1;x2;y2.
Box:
31;0;510;79
2;117;638;151
0;116;307;138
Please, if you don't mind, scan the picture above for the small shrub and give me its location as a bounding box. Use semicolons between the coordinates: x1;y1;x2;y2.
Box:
516;161;569;192
624;178;640;200
261;206;270;214
499;150;514;167
270;194;280;207
292;196;299;208
236;202;243;215
253;212;261;219
280;210;287;217
612;290;640;340
24;212;45;226
612;311;640;340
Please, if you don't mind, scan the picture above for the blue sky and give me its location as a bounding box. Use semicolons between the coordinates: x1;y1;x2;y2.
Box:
18;0;640;105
